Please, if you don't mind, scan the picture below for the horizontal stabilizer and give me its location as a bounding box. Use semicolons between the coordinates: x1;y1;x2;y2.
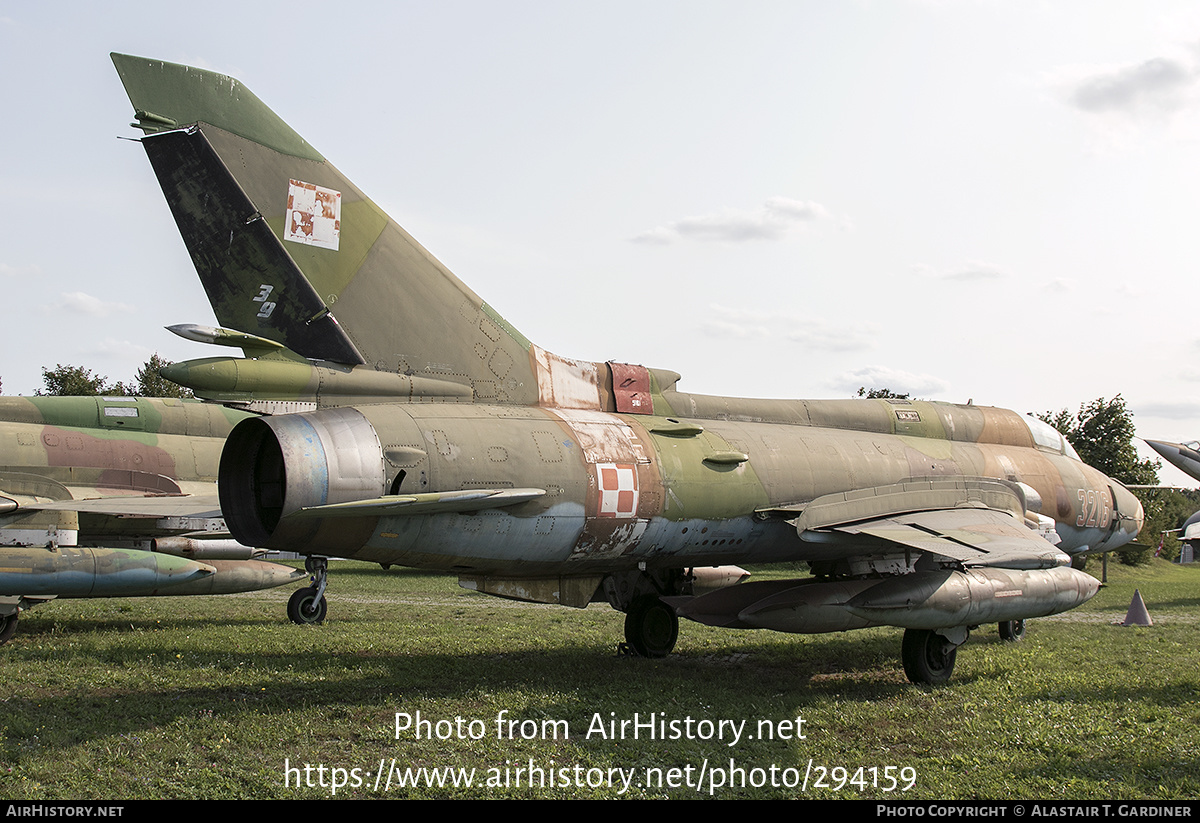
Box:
288;488;546;519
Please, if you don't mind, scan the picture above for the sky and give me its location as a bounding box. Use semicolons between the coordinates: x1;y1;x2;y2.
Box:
2;1;1200;483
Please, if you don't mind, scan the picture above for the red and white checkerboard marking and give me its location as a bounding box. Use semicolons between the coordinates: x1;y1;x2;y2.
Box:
596;463;638;518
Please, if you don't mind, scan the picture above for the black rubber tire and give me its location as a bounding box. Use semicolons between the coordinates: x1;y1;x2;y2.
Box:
287;587;328;625
998;620;1026;643
901;628;957;685
0;613;17;645
623;596;679;658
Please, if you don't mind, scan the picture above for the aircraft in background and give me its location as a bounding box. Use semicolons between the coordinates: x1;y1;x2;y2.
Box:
1143;438;1200;561
0;395;305;643
112;53;1143;684
1145;439;1200;485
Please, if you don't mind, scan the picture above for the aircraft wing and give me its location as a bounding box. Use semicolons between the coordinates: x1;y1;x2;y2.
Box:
0;467;221;519
2;481;227;547
816;507;1068;570
769;476;1069;571
19;494;222;519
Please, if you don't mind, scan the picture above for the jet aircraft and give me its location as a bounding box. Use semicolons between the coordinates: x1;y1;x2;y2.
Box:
1143;438;1200;560
1145;439;1200;485
112;53;1144;683
0;395;306;643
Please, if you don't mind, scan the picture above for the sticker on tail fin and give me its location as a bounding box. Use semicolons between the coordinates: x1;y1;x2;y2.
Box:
285;179;341;250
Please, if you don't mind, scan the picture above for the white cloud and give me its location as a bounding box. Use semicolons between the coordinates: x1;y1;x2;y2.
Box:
1049;50;1200;141
632;198;832;245
700;316;770;340
55;291;135;317
829;365;951;399
913;261;1007;282
91;338;154;363
701;304;874;352
1133;400;1200;421
943;262;1006;282
1065;57;1195;116
1043;278;1075;294
0;262;41;279
628;226;675;246
785;323;875;353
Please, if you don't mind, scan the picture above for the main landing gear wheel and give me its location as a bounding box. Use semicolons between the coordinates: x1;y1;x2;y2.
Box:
287;556;329;625
288;587;328;625
998;620;1026;643
901;628;957;685
624;595;679;658
0;613;17;645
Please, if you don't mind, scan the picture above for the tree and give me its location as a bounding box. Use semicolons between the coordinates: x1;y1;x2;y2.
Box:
34;355;190;398
1039;395;1158;486
1040;395;1159;565
36;365;126;396
856;387;911;399
134;353;192;398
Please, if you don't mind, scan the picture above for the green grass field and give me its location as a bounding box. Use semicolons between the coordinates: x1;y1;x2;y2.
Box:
2;559;1198;799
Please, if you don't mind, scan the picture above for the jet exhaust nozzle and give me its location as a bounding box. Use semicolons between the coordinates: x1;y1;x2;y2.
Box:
219;408;385;551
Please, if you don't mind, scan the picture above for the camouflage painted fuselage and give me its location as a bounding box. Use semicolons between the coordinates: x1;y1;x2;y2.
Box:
0;396;251;544
112;53;1143;672
221;389;1141;576
108;54;1142;589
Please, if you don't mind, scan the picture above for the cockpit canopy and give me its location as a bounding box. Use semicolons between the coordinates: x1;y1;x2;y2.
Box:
1022;414;1082;462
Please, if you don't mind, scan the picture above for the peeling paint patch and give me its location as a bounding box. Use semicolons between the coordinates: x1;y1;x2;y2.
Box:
532;346;602;409
568;517;648;562
609;362;653;414
285;179;341;250
546;408;648;464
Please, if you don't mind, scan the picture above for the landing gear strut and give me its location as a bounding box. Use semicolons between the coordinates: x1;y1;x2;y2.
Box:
901;628;960;685
623;595;678;658
287;556;329;625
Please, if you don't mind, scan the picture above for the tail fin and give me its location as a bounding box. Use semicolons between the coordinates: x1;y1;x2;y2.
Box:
111;53;539;405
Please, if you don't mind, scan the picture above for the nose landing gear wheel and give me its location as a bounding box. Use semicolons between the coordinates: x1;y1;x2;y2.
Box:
998;620;1026;643
287;586;328;625
901;628;957;685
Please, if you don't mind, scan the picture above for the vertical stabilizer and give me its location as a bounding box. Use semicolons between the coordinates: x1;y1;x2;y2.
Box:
112;53;540;405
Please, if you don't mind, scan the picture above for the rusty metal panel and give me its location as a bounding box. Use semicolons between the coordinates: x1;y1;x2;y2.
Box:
608;362;653;414
532;346;602;409
545;408;648;464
